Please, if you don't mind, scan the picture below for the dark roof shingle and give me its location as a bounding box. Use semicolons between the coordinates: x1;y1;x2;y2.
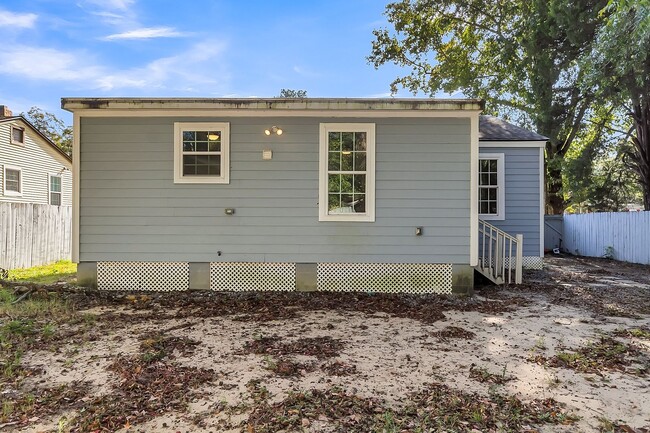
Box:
479;115;548;141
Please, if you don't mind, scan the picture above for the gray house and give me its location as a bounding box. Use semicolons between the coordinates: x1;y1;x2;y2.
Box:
0;105;72;205
61;98;545;293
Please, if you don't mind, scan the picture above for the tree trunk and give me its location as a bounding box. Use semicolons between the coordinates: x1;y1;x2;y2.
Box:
630;96;650;211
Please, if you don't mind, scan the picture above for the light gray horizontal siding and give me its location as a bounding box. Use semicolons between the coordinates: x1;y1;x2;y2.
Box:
0;121;72;206
80;116;471;264
480;147;541;256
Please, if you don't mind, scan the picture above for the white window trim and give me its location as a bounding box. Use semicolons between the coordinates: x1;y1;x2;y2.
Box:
4;164;23;197
10;125;25;146
478;153;505;221
48;173;62;205
319;123;375;222
173;122;230;184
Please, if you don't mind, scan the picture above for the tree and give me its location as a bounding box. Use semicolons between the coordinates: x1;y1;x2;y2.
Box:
582;0;650;209
368;0;608;213
22;107;72;156
278;89;307;98
564;104;642;211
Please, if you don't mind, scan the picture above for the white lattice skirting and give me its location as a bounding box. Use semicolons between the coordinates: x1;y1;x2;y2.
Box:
317;263;453;294
210;262;296;291
480;256;544;271
97;261;189;291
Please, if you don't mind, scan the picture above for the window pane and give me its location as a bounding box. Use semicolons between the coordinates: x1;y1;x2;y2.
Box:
479;173;489;186
328;152;340;171
208;141;221;152
196;131;208;141
341;152;353;171
50;176;61;192
341;194;354;208
183;155;221;176
480;202;489;214
328;174;340;193
354;152;366;171
183;131;195;141
328;132;341;151
489;159;498;172
489;188;497;200
354;132;367;151
353;174;366;193
51;192;61;206
342;132;353;152
183;141;195;152
328;193;341;211
353;194;365;212
6;169;20;192
479;188;489;200
340;174;353;193
489;173;498;185
488;201;497;214
196;141;208;152
480;159;489;172
12;128;24;143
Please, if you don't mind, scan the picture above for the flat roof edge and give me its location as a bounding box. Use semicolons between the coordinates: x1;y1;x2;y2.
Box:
61;97;485;112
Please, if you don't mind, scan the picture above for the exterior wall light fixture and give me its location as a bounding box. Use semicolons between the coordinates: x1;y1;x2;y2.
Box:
264;126;283;136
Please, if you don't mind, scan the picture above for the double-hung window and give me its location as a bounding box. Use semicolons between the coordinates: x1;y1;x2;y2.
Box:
4;165;22;196
49;174;62;205
478;153;505;220
319;123;375;222
174;122;230;184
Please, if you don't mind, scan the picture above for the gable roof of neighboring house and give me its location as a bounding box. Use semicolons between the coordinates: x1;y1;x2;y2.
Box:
479;115;548;141
0;116;72;163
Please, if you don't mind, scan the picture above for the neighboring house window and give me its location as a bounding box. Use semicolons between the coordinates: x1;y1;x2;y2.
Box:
10;125;25;145
478;153;505;220
319;123;375;222
173;122;230;184
49;174;62;206
4;165;23;196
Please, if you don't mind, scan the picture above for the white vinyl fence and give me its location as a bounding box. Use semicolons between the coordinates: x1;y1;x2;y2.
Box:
0;202;72;270
563;211;650;265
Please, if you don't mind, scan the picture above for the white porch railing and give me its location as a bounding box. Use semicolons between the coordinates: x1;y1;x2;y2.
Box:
477;220;523;285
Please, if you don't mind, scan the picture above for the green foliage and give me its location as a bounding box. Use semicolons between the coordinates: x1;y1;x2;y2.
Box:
278;89;307;98
369;0;609;213
581;0;650;209
21;107;73;156
7;260;76;284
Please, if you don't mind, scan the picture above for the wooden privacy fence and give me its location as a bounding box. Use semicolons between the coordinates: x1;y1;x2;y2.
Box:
563;211;650;265
0;203;72;269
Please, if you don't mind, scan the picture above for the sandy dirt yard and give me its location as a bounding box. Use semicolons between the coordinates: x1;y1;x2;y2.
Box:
1;255;649;432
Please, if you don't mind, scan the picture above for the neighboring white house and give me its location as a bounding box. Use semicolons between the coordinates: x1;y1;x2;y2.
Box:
0;105;72;205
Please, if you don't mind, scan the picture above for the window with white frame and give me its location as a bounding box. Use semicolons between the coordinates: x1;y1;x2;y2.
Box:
10;125;25;145
478;153;505;220
319;123;375;222
174;122;230;184
49;174;62;205
4;165;22;196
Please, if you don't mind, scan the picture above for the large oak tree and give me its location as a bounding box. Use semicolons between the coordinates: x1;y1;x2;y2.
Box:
368;0;608;213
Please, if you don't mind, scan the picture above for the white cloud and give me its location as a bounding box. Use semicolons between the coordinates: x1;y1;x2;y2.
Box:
83;0;134;11
0;40;230;93
103;26;186;40
0;10;38;28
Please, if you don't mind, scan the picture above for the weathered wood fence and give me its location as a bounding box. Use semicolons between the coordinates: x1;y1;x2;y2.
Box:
0;202;72;269
563;211;650;265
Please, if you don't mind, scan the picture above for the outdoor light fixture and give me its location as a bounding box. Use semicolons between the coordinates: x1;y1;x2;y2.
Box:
207;133;220;140
264;126;283;136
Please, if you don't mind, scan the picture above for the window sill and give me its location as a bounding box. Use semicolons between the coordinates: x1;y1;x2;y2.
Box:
479;214;505;221
4;191;23;197
173;176;230;184
319;214;375;222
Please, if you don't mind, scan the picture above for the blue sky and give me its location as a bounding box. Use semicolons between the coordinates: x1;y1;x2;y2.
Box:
0;0;415;124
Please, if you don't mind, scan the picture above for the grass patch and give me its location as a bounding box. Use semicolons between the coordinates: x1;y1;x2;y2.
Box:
468;363;516;385
612;327;650;340
6;260;76;285
530;336;648;375
0;383;88;426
